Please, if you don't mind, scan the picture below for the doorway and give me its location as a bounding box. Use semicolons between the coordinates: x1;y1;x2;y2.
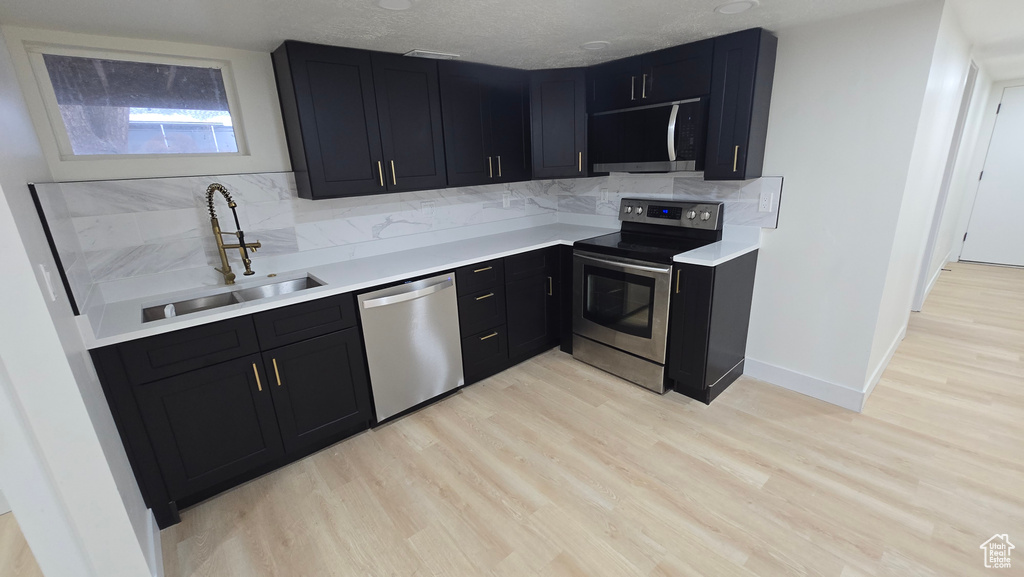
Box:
960;84;1024;267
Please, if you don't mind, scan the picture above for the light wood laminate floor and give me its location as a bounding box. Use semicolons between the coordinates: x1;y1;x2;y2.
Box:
0;513;43;577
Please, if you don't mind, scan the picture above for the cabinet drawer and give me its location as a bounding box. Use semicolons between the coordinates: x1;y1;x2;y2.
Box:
505;247;559;281
455;259;504;295
119;316;259;385
253;293;357;349
462;325;508;385
458;286;507;336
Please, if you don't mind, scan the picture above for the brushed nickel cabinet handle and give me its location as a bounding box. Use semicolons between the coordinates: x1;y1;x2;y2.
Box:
480;332;498;341
733;146;739;173
475;292;494;301
547;276;553;296
578;151;582;173
390;160;397;185
497;155;502;177
473;266;493;273
377;161;384;187
488;156;493;178
252;363;262;392
631;76;636;101
642;73;648;99
272;358;282;386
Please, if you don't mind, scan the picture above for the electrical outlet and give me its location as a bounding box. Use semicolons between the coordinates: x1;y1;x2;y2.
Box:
502;192;511;208
759;190;774;213
38;263;57;302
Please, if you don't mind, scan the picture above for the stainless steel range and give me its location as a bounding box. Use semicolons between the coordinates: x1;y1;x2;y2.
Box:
572;198;723;393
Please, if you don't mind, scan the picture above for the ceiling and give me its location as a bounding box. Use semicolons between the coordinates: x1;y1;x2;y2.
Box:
0;0;1022;76
0;0;926;69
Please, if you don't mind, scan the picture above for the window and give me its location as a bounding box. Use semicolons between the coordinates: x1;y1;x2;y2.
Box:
27;46;246;158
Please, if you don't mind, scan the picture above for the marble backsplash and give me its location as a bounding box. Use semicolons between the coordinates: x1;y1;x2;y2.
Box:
33;172;782;311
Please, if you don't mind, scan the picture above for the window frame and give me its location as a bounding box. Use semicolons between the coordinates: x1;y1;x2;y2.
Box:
25;42;250;161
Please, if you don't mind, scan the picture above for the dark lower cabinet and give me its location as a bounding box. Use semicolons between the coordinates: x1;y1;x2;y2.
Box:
462;325;510;384
668;250;758;403
135;355;285;500
263;329;371;454
506;273;559;362
704;28;778;181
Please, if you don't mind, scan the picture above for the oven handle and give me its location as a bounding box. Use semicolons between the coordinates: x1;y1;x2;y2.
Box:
575;253;672;275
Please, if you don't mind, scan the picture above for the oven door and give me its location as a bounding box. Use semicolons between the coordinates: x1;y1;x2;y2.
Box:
573;250;672;363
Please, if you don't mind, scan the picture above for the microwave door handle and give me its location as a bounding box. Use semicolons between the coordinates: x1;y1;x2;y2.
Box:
666;104;679;162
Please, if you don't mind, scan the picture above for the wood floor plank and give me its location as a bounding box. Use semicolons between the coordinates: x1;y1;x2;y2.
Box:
153;261;1024;576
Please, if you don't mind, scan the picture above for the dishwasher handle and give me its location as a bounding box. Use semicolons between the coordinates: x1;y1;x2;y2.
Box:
361;277;454;309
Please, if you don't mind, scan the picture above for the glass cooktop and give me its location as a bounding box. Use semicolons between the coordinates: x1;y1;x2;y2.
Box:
574;232;714;264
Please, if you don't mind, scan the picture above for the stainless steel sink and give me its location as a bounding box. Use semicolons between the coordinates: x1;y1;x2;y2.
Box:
142;276;325;322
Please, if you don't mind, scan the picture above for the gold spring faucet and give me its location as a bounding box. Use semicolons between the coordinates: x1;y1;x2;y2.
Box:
206;183;261;285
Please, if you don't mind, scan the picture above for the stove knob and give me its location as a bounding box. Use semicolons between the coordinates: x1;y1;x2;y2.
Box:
636;206;644;215
686;210;697;220
700;211;712;221
625;206;633;214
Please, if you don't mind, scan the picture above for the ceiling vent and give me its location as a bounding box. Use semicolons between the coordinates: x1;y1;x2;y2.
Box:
403;49;460;60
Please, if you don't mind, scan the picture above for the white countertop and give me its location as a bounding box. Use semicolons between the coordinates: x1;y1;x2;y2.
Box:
82;222;762;348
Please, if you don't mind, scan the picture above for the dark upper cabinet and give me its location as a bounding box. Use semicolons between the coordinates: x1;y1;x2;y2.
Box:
273;41;447;198
704;28;778;181
262;329;372;454
530;68;587;179
587;56;643;113
505;247;560;363
370;53;448;192
439;61;531;187
135;355;285;499
587;42;713;114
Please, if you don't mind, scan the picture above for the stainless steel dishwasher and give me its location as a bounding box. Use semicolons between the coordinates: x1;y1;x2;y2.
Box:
357;272;464;422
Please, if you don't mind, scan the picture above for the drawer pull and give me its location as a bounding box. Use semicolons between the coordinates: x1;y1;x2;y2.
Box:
547;276;553;296
676;269;681;294
252;363;262;392
480;332;498;341
473;266;493;273
475;292;495;301
272;358;282;386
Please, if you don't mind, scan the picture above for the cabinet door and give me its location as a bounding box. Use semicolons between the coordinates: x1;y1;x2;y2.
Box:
371;53;448;192
667;264;713;391
505;273;559;363
263;329;371;454
587;56;643;113
439;62;492;187
273;42;385;199
488;73;531;183
135;355;284;499
641;40;714;104
530;69;587;179
705;28;777;181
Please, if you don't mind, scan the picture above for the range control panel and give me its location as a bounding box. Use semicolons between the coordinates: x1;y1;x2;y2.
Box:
618;198;723;230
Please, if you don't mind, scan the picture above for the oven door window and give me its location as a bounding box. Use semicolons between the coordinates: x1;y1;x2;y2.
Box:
582;264;656;339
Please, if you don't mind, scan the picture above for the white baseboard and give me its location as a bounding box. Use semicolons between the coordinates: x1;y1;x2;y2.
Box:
862;325;907;409
744;359;866;412
146;509;164;577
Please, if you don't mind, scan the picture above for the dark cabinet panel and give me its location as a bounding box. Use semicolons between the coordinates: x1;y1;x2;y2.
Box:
253;293;357;349
587;56;643;113
506;272;559;362
439;62;530;186
263;330;371;454
705;28;777;180
505;245;558;281
273;42;384;199
118;316;259;385
455;258;504;296
530;69;587;179
371;53;448;192
462;325;509;385
458;286;507;337
135;355;285;499
642;40;714;103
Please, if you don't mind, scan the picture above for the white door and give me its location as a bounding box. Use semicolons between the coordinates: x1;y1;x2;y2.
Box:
961;85;1024;266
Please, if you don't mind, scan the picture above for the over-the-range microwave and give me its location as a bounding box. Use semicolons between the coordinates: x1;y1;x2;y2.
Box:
589;97;707;173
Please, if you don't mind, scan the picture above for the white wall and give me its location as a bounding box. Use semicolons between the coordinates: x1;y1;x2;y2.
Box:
0;27;155;577
744;0;944;410
868;1;973;385
2;25;291;182
0;489;9;515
